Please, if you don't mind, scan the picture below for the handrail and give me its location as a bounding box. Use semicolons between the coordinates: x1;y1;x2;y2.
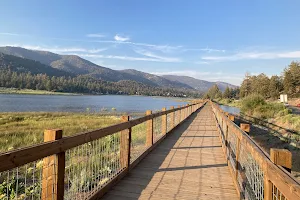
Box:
0;101;205;200
0;103;199;172
210;101;300;200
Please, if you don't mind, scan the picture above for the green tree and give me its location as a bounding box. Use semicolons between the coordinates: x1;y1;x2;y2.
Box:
223;87;231;99
283;61;300;97
269;75;283;99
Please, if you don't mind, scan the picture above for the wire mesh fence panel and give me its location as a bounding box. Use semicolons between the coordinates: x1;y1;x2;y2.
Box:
239;143;264;200
130;122;147;164
227;130;237;170
0;158;55;200
166;113;173;133
153;116;162;143
64;132;121;200
174;110;181;127
272;184;287;200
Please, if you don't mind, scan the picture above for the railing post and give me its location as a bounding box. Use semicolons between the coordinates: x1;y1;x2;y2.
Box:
120;116;131;169
162;107;167;135
170;106;175;131
270;148;292;173
240;123;250;133
146;110;153;146
228;114;235;122
264;176;273;200
42;129;65;200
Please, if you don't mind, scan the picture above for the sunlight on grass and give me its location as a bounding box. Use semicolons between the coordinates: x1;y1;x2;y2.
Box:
0;112;121;152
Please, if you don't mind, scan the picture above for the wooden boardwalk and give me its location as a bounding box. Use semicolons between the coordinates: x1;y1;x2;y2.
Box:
101;105;238;200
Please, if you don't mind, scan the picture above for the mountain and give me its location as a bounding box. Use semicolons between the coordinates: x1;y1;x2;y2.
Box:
162;75;237;92
0;46;236;92
120;69;193;89
0;47;189;89
0;53;72;77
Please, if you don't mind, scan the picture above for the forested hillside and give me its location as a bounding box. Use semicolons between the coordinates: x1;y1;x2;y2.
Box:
0;68;201;97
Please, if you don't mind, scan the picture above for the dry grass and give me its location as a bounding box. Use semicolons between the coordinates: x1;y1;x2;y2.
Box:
0;112;122;152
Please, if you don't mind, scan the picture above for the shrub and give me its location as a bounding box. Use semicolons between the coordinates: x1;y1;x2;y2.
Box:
241;94;266;114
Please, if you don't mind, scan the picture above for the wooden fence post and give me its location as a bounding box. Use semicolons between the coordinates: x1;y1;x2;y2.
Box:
228;114;235;122
120;116;131;169
240;123;250;133
42;129;65;200
146;110;153;147
162;107;167;135
270;148;292;173
264;176;273;200
170;106;175;130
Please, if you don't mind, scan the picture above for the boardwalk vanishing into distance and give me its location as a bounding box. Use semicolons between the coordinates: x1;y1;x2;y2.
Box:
0;101;299;200
101;104;238;200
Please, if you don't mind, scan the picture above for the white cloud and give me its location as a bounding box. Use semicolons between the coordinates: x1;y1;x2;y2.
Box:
184;48;226;53
1;44;107;54
0;32;20;36
77;53;179;63
202;50;300;61
114;34;130;42
134;49;181;62
86;33;106;38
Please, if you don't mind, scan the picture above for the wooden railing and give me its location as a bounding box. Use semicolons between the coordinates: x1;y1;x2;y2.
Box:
0;102;204;200
211;101;300;200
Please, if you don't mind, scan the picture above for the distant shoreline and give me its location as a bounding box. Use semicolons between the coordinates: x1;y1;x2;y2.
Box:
0;87;196;102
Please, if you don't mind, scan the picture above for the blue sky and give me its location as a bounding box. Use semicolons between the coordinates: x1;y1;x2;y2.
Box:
1;0;300;85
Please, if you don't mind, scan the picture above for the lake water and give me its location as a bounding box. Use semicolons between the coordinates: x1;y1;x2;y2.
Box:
0;94;188;113
219;104;240;115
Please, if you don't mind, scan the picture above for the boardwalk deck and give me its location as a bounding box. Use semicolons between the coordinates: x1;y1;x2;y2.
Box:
101;105;239;200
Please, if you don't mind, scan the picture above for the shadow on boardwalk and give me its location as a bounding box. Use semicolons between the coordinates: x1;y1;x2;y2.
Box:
101;106;238;200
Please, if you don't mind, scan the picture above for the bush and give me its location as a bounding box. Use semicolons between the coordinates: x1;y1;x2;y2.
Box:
241;94;289;119
241;94;266;114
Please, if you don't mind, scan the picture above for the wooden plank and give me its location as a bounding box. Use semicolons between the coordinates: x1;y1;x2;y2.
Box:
100;104;239;200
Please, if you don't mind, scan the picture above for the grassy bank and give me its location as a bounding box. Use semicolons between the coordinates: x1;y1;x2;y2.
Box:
216;95;300;131
0;87;78;95
215;98;242;108
0;112;122;152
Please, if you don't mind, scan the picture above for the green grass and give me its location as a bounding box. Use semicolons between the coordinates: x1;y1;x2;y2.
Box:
0;112;122;152
215;98;242;108
0;87;78;95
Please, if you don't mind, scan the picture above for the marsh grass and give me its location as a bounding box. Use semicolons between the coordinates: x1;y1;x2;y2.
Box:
0;112;122;152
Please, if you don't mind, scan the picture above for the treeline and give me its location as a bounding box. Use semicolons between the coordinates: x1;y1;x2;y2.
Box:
0;68;201;98
204;84;239;99
240;61;300;99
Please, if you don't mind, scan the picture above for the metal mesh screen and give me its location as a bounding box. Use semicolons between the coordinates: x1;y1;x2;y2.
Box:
64;132;121;199
272;184;287;200
174;110;181;127
239;144;264;200
130;122;147;164
0;158;54;200
166;113;173;133
153;116;163;142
